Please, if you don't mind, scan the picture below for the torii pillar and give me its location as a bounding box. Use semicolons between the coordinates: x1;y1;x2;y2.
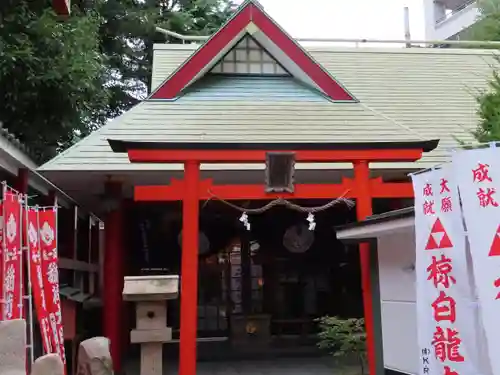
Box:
179;161;200;375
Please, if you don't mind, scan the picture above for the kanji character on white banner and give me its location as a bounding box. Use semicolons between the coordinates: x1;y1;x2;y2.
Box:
412;165;480;375
453;146;500;375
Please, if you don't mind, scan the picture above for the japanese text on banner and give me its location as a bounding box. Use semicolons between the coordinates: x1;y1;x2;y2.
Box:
2;193;23;321
412;166;479;375
27;207;52;353
39;208;66;366
453;147;500;375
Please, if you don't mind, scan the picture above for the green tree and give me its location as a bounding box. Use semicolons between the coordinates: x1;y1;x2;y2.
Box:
0;0;109;162
465;0;500;143
74;0;235;115
473;69;500;142
0;0;234;162
469;0;500;42
316;316;367;374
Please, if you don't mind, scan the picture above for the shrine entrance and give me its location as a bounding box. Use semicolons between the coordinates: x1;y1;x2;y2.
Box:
109;139;439;375
127;198;363;359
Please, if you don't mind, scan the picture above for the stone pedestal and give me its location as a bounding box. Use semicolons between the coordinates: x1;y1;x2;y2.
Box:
76;337;113;375
0;319;26;375
32;353;64;375
122;275;179;375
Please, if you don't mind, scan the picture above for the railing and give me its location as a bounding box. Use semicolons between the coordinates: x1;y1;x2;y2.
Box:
155;26;500;48
435;0;477;24
58;258;99;273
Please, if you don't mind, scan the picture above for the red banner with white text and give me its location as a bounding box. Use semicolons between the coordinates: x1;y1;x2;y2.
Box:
2;192;23;320
27;207;52;353
39;208;66;366
0;202;3;320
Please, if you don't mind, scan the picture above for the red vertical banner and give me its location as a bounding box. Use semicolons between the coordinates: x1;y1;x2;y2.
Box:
2;192;23;320
0;201;3;320
27;207;52;353
39;208;66;367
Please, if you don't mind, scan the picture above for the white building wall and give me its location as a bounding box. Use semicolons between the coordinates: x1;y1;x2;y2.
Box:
376;227;492;375
377;231;418;375
423;0;480;40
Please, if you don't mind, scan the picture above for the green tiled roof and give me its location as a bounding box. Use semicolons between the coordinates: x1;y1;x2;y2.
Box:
39;45;496;172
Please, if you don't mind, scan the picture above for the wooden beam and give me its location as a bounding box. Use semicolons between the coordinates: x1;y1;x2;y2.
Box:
134;178;414;201
127;149;424;164
58;258;99;273
369;177;414;198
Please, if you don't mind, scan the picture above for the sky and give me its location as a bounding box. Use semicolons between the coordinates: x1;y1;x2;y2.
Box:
234;0;426;42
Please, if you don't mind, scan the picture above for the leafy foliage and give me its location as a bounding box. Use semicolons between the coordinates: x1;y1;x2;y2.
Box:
468;0;500;42
316;316;367;374
0;0;234;162
74;0;236;116
464;0;500;143
474;66;500;142
0;0;109;162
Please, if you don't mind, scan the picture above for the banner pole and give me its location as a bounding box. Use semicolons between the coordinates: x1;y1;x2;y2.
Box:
17;192;26;366
53;197;66;370
18;193;23;318
16;191;28;373
24;195;35;364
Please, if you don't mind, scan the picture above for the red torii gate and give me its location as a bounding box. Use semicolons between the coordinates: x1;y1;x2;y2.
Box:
109;139;438;375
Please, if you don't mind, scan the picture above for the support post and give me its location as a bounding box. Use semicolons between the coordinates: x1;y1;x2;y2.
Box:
103;186;124;373
44;190;57;206
179;161;200;375
15;168;29;193
353;161;376;375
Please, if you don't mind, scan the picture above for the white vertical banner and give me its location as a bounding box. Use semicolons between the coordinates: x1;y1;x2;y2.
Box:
412;165;480;375
453;146;500;375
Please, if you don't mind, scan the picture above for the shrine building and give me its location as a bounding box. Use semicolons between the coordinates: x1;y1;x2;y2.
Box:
0;123;102;371
37;0;497;374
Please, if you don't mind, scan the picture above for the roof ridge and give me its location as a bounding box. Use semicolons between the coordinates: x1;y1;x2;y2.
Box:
0;122;38;163
153;42;498;56
357;102;426;141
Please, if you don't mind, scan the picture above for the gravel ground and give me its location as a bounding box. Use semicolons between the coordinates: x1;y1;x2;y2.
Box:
124;356;362;375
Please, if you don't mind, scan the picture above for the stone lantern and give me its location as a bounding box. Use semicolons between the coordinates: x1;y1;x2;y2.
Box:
123;275;179;375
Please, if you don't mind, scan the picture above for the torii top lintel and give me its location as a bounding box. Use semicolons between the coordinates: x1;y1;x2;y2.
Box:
149;0;355;102
108;139;440;164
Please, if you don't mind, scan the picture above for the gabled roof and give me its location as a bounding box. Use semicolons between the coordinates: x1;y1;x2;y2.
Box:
39;96;421;172
150;0;355;102
38;46;496;173
38;27;497;173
